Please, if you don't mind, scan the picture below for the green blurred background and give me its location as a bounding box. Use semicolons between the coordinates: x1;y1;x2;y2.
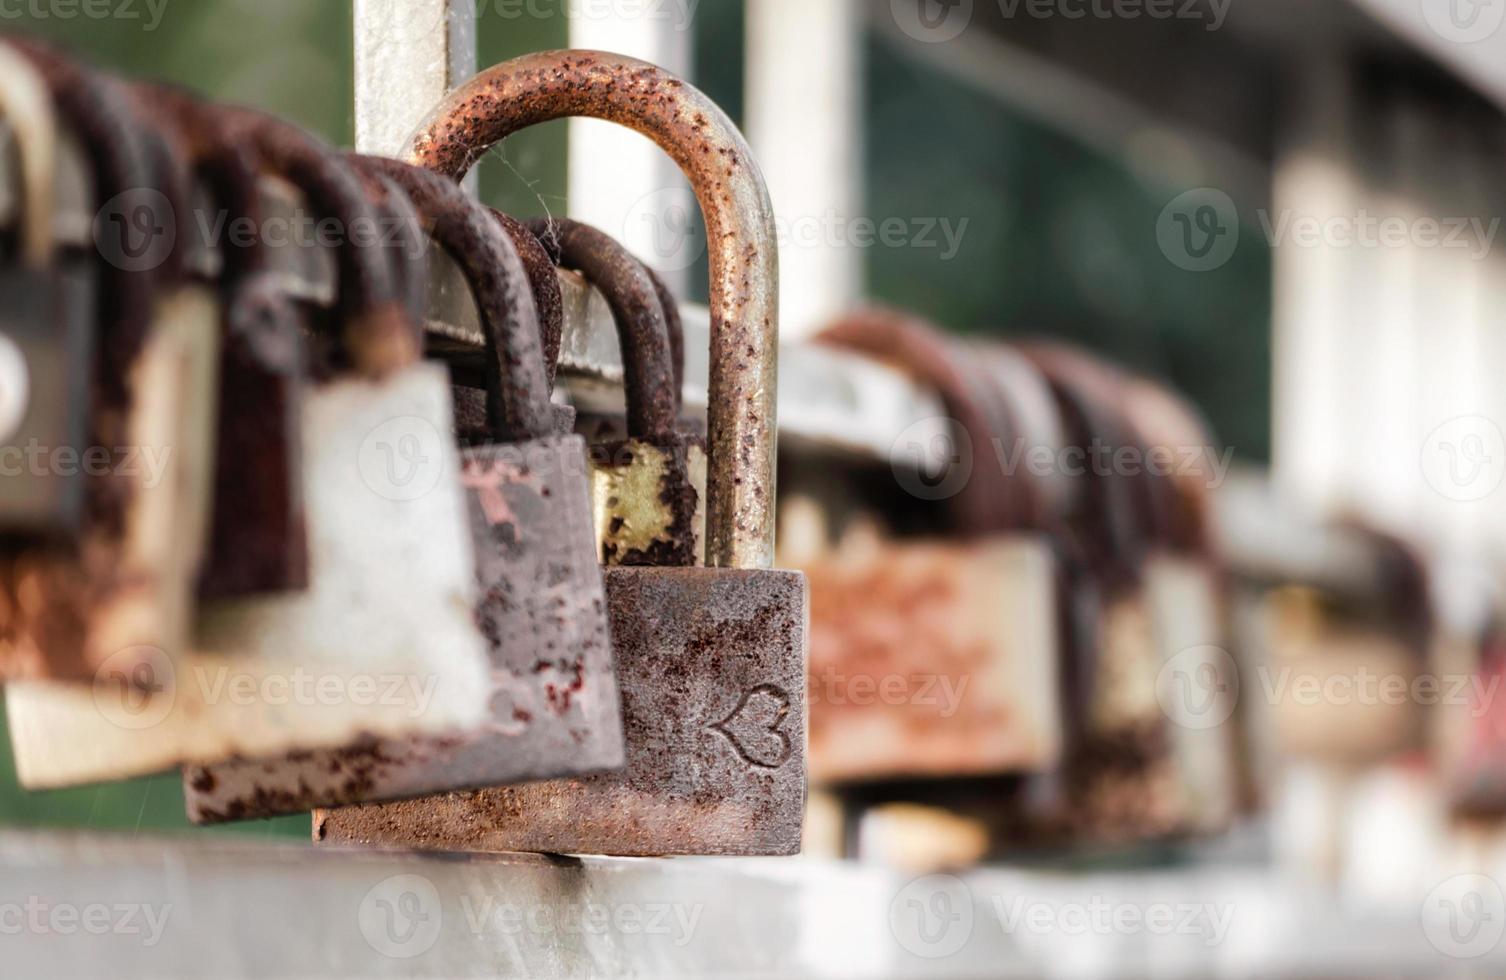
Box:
0;0;1268;839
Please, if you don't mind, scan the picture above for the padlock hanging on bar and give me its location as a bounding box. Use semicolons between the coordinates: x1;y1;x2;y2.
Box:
7;109;490;789
800;310;1065;785
318;50;808;857
184;157;626;822
1;44;213;706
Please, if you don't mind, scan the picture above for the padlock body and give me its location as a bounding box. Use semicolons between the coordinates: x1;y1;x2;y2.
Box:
589;436;705;567
1144;554;1237;833
6;360;489;790
0;262;94;536
198;278;308;598
183;433;623;821
805;535;1062;783
317;565;809;856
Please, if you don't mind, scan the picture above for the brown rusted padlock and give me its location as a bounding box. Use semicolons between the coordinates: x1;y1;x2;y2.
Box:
0;45;213;700
1006;343;1193;845
133;84;310;599
12;116;488;788
0;41;96;546
318;50;807;856
183;157;624;821
799;309;1063;784
525;216;704;567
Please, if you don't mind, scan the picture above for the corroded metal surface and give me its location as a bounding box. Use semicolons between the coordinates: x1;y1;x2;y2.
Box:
140;87;310;598
185;157;621;821
806;312;1062;784
806;539;1061;784
404;49;779;570
185;434;622;822
318;566;808;857
523;216;698;568
525;216;677;445
356;156;548;440
218;108;415;379
489;209;562;386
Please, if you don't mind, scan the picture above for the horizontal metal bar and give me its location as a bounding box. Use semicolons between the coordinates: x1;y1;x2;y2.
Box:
2;829;1494;979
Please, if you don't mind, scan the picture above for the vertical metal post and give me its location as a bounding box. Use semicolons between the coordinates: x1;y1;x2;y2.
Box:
353;0;477;192
746;0;863;341
566;2;693;297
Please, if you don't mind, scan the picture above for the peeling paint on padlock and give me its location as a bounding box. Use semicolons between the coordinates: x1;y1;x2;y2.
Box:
184;157;621;821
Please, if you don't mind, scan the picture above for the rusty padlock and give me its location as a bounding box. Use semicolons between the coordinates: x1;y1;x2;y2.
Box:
182;157;624;822
0;47;213;706
1011;343;1192;844
132;84;310;599
797;309;1062;784
525;216;704;567
0;41;95;544
11;117;489;787
317;50;807;856
1118;372;1239;834
180;115;489;756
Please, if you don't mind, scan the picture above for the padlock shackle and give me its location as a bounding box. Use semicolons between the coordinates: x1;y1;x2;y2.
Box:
9;39;156;405
364;171;431;330
137;85;272;285
219;108;419;379
0;41;57;269
817;308;1012;538
488;210;563;390
1117;375;1220;557
525;217;679;445
977;343;1072;530
355;156;553;442
404;50;778;570
1017;343;1173;582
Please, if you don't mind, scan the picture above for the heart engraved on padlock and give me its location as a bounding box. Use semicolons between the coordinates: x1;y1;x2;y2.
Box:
182;157;625;821
317;50;808;857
